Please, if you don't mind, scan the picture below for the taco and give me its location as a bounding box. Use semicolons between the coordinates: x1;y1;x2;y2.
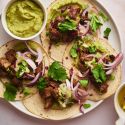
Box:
0;40;49;101
41;0;106;62
23;61;90;120
63;36;123;101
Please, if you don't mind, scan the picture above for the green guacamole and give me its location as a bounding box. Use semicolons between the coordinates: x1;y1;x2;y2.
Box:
6;0;44;38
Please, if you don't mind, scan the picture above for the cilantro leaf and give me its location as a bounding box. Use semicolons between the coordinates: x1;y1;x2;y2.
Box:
58;19;77;32
90;15;102;32
48;61;67;82
83;104;91;109
104;28;111;39
37;77;47;91
88;45;97;53
4;83;17;101
92;64;106;83
16;60;30;78
79;80;89;87
70;44;78;58
99;11;108;22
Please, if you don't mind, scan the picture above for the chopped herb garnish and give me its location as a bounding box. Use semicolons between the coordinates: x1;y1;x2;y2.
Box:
88;45;97;53
58;19;77;32
90;15;103;32
48;61;67;82
70;44;78;58
4;83;17;101
16;60;30;78
80;80;89;87
23;87;31;96
37;77;47;91
83;104;91;109
99;11;108;22
104;28;111;39
109;74;115;81
92;64;106;83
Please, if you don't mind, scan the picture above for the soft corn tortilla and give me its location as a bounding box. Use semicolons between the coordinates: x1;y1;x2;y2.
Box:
41;0;100;63
0;40;50;100
63;38;122;101
23;92;80;120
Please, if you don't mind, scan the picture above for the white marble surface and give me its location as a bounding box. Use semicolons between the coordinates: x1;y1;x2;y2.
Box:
0;0;125;125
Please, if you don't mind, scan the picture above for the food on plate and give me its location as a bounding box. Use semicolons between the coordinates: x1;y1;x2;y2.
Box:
6;0;44;38
23;61;90;120
63;36;123;101
0;40;49;101
41;0;108;62
118;86;125;111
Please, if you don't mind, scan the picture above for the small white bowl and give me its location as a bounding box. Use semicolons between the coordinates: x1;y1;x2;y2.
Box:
114;83;125;125
1;0;47;40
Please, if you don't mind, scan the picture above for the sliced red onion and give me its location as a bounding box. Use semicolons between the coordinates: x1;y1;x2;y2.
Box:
16;51;22;57
80;104;84;114
23;51;32;57
23;56;36;71
106;69;113;75
26;74;35;79
77;69;90;78
25;42;37;56
25;72;41;87
66;79;71;90
81;9;88;18
85;54;96;58
98;54;107;63
73;82;80;91
16;51;37;71
78;21;90;37
36;48;43;65
103;53;123;68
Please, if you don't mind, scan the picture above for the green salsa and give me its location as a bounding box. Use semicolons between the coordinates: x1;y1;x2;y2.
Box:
6;0;44;38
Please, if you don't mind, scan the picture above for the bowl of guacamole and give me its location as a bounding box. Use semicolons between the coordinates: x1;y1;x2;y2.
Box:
1;0;47;40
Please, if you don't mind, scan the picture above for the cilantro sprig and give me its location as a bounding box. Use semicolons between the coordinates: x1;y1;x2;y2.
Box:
4;83;17;101
58;19;77;32
104;28;111;39
70;44;78;58
92;64;106;83
48;61;67;82
16;60;30;78
90;15;102;32
37;78;47;91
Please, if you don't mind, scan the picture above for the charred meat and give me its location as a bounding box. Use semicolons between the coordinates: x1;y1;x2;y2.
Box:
5;49;16;64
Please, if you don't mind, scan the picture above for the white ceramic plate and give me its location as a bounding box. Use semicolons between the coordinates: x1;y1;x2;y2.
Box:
0;0;122;120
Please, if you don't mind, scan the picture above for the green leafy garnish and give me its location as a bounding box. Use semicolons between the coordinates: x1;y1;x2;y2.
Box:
37;78;47;91
104;28;111;39
99;11;108;22
4;83;17;101
88;45;97;53
70;44;78;58
90;15;102;32
48;61;67;82
79;80;89;87
58;19;77;32
83;104;91;109
109;74;115;81
23;87;31;96
16;60;30;78
92;64;106;83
